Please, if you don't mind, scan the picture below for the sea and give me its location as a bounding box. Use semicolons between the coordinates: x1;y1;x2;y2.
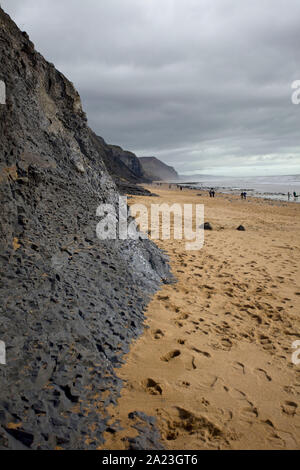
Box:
179;174;300;202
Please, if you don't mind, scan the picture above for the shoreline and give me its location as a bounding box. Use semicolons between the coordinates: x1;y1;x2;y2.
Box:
101;187;300;450
146;182;300;204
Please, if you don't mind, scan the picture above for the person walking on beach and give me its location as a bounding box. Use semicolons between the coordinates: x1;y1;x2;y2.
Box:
288;192;291;201
244;192;247;199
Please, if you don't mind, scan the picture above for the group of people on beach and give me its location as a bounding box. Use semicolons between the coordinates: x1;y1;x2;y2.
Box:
158;183;299;202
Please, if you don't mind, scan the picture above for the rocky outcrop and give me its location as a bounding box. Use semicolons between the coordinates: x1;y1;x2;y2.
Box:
90;134;152;195
139;157;179;181
0;7;172;450
87;136;152;195
91;134;140;183
109;145;147;181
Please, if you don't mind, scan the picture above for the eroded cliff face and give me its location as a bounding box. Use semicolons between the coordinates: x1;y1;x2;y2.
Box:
90;136;153;196
0;8;172;449
139;157;179;182
109;145;148;181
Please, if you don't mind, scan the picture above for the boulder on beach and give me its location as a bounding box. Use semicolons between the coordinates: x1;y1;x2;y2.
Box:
200;222;213;230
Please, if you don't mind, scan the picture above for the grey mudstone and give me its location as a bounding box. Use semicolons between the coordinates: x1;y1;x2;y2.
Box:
0;7;173;450
126;411;164;450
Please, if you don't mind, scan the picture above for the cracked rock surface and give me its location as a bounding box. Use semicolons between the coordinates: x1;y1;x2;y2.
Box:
0;8;172;449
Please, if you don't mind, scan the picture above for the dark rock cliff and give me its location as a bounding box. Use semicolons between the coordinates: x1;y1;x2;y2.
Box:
88;137;152;196
90;134;142;187
140;157;179;181
107;144;154;195
109;145;147;181
0;8;172;449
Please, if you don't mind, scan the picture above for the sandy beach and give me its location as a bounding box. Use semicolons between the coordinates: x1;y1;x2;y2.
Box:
102;186;300;450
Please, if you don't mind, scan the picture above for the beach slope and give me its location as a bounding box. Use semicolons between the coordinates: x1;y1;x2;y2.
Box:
103;187;300;450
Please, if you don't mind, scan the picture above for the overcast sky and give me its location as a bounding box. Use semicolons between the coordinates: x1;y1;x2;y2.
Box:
2;0;300;176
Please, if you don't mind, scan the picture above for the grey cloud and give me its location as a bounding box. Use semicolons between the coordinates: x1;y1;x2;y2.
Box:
2;0;300;175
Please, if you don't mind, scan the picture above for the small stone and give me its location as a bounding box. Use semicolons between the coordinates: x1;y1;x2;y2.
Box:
74;161;85;173
200;222;213;230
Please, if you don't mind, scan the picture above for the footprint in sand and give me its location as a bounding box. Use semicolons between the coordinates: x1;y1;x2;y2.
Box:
263;419;275;429
177;339;185;345
191;347;211;358
189;356;197;370
283;385;300;396
152;329;165;339
225;289;234;298
142;378;163;395
240;404;259;422
220;338;233;351
281;401;298;416
210;338;232;352
233;362;246;375
160;407;224;442
259;334;276;351
267;431;291;449
228;388;247;400
177;380;191;388
247;311;263;325
157;295;170;301
255;368;272;382
177;313;189;321
161;350;181;362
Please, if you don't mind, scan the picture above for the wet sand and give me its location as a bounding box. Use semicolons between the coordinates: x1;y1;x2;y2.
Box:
102;186;300;450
